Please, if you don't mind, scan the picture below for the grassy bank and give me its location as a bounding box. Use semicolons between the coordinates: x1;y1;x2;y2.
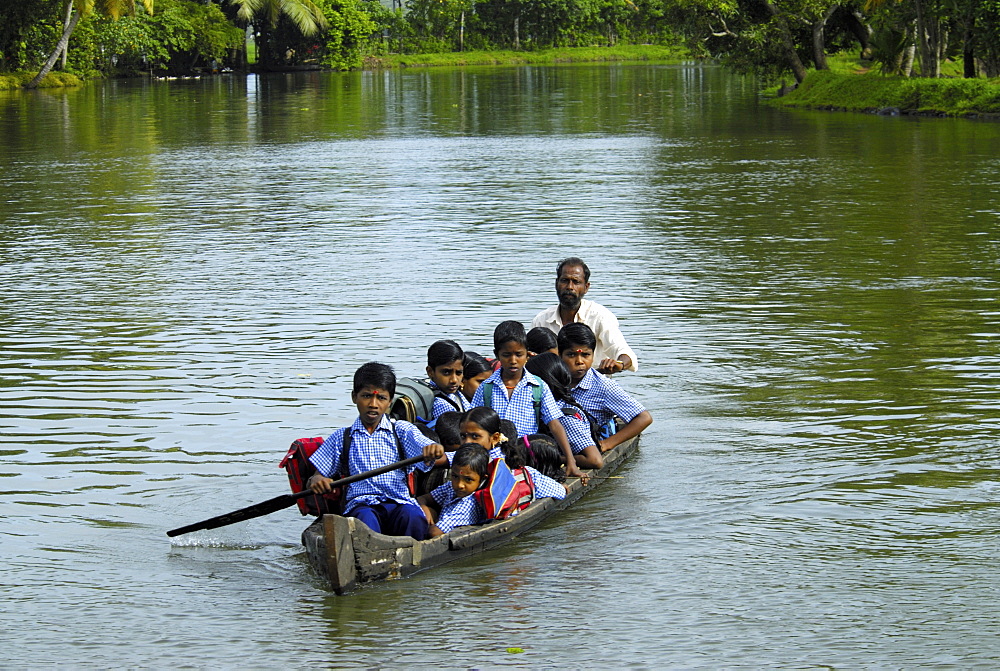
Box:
770;69;1000;118
0;71;84;90
366;44;688;68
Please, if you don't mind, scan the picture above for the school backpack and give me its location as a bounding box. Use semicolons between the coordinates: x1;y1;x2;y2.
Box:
391;377;465;424
481;373;543;430
279;422;415;517
391;377;437;424
279;436;344;517
473;457;536;520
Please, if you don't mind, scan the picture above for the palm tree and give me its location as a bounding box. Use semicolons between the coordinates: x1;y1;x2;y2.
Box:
27;0;154;89
229;0;328;35
228;0;328;68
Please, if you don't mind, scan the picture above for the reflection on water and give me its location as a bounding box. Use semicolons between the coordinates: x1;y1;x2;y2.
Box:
2;64;1000;666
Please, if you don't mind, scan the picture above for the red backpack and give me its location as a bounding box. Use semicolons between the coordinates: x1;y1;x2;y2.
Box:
279;436;344;516
279;422;417;517
473;458;536;520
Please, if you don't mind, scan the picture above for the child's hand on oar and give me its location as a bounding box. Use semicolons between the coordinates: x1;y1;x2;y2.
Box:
422;443;444;464
307;474;334;494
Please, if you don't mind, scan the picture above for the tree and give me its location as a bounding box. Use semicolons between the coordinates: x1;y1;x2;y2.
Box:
27;0;154;88
0;0;63;72
229;0;328;34
668;0;873;83
87;0;244;74
229;0;328;66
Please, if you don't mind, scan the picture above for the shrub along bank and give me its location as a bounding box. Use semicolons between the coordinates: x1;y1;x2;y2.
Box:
770;70;1000;118
367;45;688;68
0;71;83;90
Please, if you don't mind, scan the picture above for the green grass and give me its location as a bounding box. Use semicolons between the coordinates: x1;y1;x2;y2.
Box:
366;44;688;69
0;70;85;90
769;69;1000;117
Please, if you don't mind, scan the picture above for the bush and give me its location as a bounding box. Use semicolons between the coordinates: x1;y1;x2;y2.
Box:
0;70;83;89
773;71;1000;116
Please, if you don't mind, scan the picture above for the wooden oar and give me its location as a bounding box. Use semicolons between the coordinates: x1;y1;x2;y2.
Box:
166;455;425;537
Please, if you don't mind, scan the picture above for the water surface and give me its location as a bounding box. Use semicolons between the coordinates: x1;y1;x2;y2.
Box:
2;64;999;667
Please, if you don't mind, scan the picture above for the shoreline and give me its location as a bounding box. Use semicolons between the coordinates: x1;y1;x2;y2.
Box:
7;53;999;122
363;45;688;69
1;45;689;91
768;70;1000;119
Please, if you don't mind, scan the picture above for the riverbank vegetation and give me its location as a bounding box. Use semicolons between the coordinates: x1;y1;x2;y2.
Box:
2;0;999;93
771;70;1000;116
370;44;686;67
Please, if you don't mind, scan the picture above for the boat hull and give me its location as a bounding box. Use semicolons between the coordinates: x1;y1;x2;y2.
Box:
302;435;640;594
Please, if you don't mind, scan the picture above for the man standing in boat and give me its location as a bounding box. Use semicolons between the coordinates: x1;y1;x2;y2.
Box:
531;257;638;374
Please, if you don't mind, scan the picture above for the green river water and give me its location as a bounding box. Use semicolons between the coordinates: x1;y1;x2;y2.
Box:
1;64;999;667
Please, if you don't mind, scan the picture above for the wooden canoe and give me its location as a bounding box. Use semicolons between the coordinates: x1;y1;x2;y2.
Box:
301;435;640;594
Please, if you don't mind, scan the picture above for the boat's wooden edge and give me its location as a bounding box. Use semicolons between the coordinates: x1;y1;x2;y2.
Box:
302;435;640;593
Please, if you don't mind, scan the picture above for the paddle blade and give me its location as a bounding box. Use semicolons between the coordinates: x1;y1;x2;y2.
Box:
167;492;301;537
166;453;426;538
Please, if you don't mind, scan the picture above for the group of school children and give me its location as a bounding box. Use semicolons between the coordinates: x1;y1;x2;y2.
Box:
305;319;653;541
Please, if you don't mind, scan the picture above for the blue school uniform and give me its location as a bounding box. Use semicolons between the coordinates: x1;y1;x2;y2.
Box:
471;369;562;436
428;464;566;533
427;381;471;421
557;401;596;454
525;466;568;500
309;415;434;515
430;483;484;533
570;367;646;427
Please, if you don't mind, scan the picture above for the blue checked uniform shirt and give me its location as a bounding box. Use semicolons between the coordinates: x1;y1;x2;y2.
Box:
309;415;434;514
558;401;596;454
571;368;646;427
471;370;562;436
428;464;566;533
428;381;471;421
524;466;568;500
430;483;484;533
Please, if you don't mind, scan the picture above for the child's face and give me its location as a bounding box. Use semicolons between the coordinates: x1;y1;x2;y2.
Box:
426;359;463;395
450;464;483;497
460;420;501;450
352;385;392;428
462;370;491;400
561;344;594;383
496;340;528;380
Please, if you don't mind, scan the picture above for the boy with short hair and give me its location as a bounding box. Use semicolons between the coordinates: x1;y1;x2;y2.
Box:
472;321;588;481
307;362;444;540
558;323;652;453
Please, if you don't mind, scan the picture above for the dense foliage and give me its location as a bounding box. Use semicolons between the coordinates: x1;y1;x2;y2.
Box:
3;0;1000;83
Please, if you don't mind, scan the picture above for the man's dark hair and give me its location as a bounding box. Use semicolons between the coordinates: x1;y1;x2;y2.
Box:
353;361;396;397
557;257;590;282
435;411;463;447
558;322;597;353
452;443;490;481
427;339;464;369
493;320;526;353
